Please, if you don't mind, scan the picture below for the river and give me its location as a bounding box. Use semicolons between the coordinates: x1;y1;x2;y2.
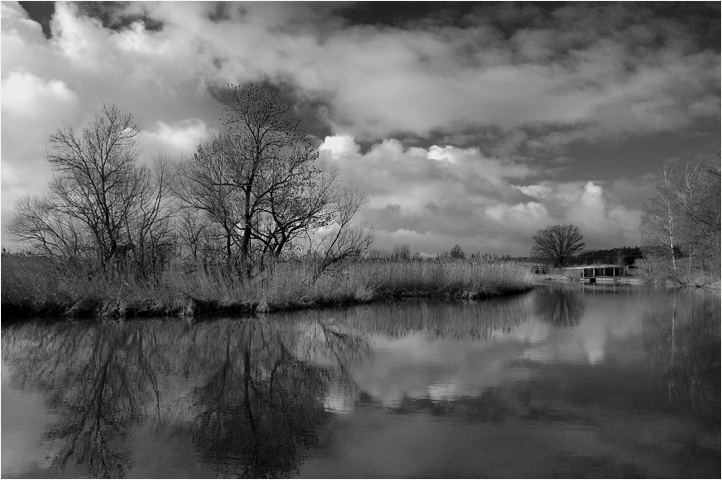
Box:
1;286;719;478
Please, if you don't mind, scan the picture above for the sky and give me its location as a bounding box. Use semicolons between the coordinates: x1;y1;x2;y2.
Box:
2;1;720;256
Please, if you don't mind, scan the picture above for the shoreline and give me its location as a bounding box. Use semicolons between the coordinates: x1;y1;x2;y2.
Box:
1;284;535;324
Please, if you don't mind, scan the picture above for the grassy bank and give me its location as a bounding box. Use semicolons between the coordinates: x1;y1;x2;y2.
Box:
1;254;534;321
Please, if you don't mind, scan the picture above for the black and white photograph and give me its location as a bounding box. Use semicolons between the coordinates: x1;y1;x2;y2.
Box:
1;1;720;478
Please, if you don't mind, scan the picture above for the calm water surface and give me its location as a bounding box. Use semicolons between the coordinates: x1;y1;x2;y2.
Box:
2;286;719;478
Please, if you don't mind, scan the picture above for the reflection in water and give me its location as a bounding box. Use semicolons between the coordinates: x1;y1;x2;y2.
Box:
534;286;585;327
2;318;368;478
2;288;720;478
311;295;533;340
642;289;721;426
3;322;164;477
175;320;366;477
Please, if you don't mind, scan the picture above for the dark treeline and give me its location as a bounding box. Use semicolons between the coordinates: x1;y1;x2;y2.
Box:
572;246;644;266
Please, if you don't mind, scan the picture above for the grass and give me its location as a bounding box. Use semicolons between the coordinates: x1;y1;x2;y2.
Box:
1;254;534;321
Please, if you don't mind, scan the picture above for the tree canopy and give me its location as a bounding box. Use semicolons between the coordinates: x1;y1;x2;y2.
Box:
530;224;585;267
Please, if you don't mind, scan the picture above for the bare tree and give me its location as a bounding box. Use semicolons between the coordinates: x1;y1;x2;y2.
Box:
177;210;207;264
11;105;172;276
641;158;720;279
221;83;312;277
177;83;371;278
310;187;373;279
11;195;87;269
253;161;336;261
641;161;681;277
531;224;585;268
45;105;142;266
175;134;246;272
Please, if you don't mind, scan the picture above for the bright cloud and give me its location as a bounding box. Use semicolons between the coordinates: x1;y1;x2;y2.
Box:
320;136;642;255
139;119;211;161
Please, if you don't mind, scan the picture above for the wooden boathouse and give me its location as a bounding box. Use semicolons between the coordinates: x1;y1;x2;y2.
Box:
562;264;628;284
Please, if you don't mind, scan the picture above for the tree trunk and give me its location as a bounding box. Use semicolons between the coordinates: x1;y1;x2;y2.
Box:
226;231;233;272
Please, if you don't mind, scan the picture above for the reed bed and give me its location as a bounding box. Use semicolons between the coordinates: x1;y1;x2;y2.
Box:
2;254;534;321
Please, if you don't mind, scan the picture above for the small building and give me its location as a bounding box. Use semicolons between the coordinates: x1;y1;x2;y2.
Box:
562;264;628;284
530;263;549;274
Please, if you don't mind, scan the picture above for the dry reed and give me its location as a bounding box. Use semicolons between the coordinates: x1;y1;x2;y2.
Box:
2;254;533;320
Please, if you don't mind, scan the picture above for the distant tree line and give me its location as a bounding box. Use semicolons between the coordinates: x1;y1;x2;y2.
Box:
365;243;511;263
11;84;372;280
573;246;644;266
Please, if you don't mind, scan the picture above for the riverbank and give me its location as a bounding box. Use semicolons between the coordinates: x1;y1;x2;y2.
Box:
532;273;644;286
1;255;534;322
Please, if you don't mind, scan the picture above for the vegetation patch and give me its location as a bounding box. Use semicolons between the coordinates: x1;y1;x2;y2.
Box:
1;254;533;322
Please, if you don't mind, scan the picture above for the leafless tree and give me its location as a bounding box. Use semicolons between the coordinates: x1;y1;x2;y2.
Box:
253;161;336;261
176;84;372;278
641;161;681;276
641;158;720;278
530;224;585;268
11;195;86;267
221;84;311;277
128;161;176;276
11;105;172;276
310;187;373;279
177;210;207;264
175;134;246;272
46;105;142;266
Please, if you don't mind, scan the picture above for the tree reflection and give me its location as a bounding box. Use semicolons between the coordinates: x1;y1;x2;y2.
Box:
323;296;533;340
2;316;368;478
642;290;720;425
534;287;585;327
175;320;331;477
3;295;540;478
3;321;165;477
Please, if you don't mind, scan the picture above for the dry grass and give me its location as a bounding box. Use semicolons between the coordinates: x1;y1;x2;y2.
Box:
2;254;534;320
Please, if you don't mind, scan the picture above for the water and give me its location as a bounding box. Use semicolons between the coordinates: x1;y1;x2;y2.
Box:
2;286;719;478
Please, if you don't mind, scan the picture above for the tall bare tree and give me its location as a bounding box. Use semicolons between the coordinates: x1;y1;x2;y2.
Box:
175;134;246;271
45;105;142;265
641;158;720;279
641;161;681;276
176;83;371;277
11;105;172;275
531;224;585;267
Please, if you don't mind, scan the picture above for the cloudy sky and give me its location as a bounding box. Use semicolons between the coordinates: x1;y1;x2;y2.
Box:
2;1;719;255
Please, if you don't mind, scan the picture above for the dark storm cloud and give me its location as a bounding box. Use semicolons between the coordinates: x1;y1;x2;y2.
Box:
18;1;54;38
337;2;476;28
207;77;334;141
75;2;164;31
